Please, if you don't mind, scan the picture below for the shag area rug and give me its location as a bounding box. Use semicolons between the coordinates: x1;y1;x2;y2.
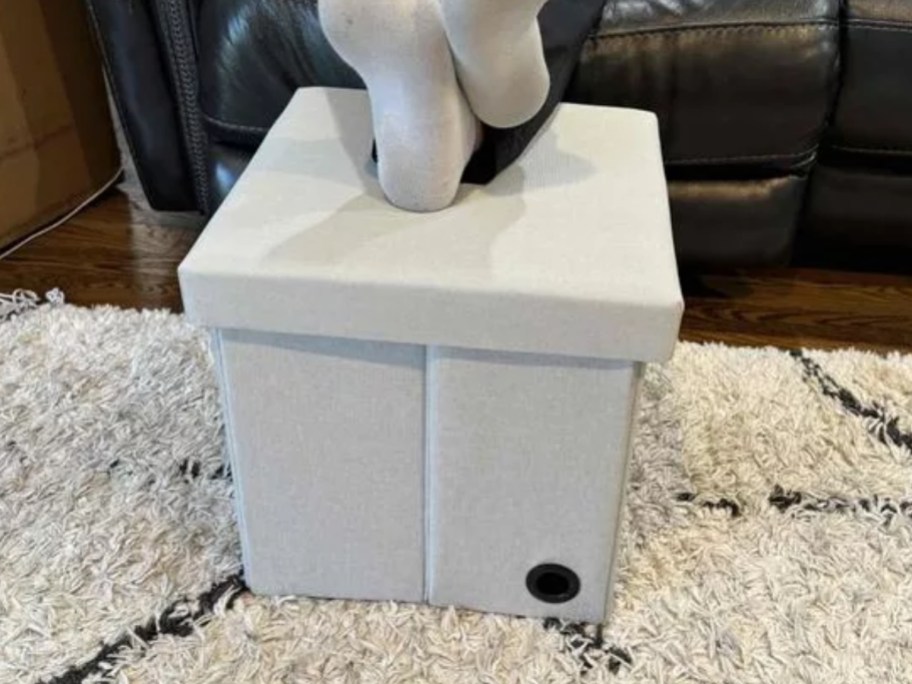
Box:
2;293;912;683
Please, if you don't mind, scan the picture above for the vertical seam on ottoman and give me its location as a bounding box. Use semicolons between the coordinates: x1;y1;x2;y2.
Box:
422;345;433;603
212;330;254;585
603;363;643;622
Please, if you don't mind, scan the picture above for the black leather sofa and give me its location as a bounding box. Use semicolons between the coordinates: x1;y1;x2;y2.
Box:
86;0;912;267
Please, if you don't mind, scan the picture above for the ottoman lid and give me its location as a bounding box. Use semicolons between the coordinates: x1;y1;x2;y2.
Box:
179;88;683;362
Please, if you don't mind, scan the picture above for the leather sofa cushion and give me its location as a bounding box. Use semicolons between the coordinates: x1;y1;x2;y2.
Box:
804;164;912;248
827;1;912;156
197;0;839;171
197;0;361;144
847;0;912;22
207;142;255;212
568;0;839;171
602;0;836;31
670;175;806;266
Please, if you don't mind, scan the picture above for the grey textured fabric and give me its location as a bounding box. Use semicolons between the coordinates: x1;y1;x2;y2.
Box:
215;328;426;603
428;348;640;622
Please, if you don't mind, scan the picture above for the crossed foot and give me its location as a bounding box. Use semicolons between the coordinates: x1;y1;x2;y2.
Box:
319;0;549;212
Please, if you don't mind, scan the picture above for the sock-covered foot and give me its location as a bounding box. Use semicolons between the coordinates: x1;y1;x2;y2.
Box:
319;0;478;212
441;0;550;129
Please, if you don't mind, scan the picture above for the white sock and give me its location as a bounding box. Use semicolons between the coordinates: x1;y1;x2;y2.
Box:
441;0;550;129
319;0;478;212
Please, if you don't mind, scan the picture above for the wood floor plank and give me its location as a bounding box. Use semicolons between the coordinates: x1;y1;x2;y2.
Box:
0;184;201;311
681;269;912;352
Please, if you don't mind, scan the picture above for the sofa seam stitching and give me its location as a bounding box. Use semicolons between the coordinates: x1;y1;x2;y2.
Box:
829;143;912;156
591;20;837;41
154;0;211;211
848;21;912;33
202;111;271;135
666;147;818;165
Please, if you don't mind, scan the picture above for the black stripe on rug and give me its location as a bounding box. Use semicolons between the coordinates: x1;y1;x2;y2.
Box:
177;458;232;481
769;485;912;524
674;492;742;518
791;350;912;453
41;573;248;684
676;488;912;524
543;618;633;675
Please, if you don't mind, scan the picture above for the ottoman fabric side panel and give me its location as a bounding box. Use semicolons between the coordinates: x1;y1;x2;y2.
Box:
426;346;639;622
212;330;255;581
602;361;644;622
218;329;427;602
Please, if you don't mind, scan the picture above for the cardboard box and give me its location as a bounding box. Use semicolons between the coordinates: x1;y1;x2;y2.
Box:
180;88;683;621
0;0;119;251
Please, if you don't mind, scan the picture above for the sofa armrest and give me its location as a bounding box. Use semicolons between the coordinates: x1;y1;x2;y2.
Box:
86;0;199;211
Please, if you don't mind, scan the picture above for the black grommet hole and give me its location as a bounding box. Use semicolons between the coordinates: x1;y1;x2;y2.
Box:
526;564;580;604
537;571;570;596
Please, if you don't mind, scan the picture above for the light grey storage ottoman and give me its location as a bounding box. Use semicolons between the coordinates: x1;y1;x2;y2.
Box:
179;87;683;623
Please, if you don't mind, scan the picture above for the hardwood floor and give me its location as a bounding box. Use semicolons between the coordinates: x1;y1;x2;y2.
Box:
680;269;912;353
0;178;203;312
1;177;911;354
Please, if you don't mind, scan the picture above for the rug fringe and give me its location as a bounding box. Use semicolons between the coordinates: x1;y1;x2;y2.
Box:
0;288;65;322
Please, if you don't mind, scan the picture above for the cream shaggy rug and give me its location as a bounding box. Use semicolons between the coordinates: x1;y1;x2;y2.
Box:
3;292;912;683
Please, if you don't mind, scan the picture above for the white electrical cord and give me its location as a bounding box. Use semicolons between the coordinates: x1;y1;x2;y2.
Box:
0;168;123;261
